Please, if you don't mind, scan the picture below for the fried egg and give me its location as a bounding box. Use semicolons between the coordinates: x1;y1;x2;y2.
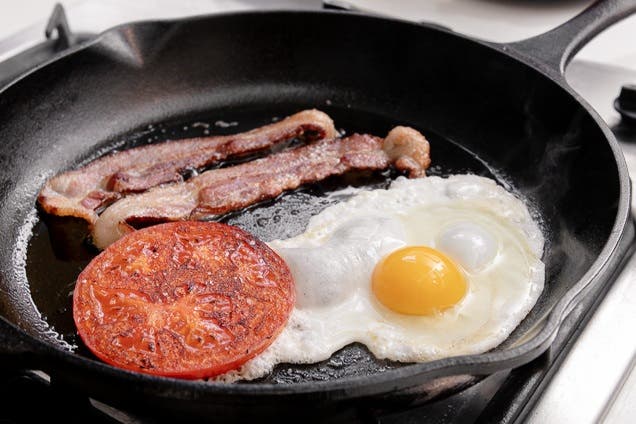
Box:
216;174;544;382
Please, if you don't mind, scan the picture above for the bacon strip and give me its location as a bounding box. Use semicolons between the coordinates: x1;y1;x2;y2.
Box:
37;109;337;225
91;126;430;249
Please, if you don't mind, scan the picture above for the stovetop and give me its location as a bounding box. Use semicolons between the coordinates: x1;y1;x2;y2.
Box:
1;2;635;423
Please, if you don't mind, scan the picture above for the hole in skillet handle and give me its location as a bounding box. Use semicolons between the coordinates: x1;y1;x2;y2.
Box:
45;3;74;50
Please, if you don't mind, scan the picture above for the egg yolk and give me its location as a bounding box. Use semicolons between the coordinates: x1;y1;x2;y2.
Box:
372;246;467;315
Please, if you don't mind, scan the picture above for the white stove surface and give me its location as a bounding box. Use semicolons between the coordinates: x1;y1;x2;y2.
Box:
1;1;635;423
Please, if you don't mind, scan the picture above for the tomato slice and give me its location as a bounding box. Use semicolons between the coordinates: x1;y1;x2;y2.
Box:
73;221;295;379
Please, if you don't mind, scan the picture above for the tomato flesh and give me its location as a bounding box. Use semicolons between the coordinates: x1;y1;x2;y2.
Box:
73;221;295;379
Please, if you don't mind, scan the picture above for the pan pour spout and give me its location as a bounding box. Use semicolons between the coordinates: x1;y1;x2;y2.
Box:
37;109;337;225
91;127;430;249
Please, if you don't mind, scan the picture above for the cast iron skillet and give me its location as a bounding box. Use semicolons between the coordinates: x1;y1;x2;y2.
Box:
0;0;635;421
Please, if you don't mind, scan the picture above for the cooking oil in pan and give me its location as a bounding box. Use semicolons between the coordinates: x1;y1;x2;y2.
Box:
25;107;506;380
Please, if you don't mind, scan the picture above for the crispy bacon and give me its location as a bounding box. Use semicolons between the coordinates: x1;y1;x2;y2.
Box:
37;109;337;225
91;126;430;249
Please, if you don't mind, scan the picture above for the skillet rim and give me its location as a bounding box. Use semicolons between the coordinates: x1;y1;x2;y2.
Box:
0;9;631;399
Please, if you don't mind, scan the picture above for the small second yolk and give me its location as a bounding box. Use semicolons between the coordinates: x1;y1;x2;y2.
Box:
371;246;467;316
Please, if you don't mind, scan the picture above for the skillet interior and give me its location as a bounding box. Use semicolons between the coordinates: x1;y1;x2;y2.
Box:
25;105;513;382
0;9;626;405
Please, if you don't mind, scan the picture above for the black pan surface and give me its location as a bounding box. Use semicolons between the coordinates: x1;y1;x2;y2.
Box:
0;1;634;420
26;107;511;379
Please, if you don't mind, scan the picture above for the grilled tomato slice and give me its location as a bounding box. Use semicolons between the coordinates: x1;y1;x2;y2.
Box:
73;221;294;379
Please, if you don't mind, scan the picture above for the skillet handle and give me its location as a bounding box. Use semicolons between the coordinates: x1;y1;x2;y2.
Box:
508;0;636;76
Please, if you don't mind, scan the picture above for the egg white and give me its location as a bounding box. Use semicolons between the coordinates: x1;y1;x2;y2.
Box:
215;175;545;382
